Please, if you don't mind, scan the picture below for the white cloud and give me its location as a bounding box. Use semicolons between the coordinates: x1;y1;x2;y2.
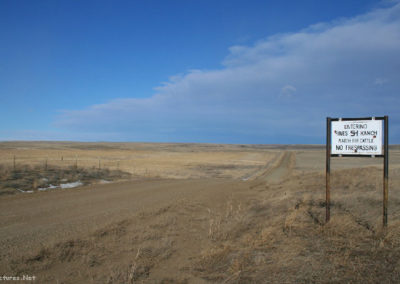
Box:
55;2;400;143
374;78;389;85
280;85;297;98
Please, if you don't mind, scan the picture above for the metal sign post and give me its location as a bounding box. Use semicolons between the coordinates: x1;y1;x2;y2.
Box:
326;116;389;226
383;116;389;226
326;117;331;223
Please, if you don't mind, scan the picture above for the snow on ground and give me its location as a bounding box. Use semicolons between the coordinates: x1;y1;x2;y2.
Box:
38;181;83;191
16;188;34;193
60;181;83;189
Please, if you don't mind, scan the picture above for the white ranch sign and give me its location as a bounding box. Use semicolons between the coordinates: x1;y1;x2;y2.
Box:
331;119;383;155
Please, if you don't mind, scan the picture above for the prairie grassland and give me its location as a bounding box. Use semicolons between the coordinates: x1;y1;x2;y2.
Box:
0;141;279;195
1;142;400;283
0;141;277;180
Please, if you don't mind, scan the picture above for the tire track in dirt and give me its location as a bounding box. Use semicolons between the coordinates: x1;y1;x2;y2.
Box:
259;151;295;183
240;152;282;181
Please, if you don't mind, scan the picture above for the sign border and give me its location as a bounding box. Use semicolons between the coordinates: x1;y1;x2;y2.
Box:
330;116;385;158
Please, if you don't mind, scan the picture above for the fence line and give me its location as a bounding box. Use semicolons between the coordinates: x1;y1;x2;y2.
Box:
3;155;123;171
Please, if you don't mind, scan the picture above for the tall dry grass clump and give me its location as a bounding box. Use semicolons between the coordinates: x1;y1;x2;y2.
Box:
195;166;400;283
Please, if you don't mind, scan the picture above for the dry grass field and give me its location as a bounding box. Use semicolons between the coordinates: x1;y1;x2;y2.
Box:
1;142;400;283
0;141;277;182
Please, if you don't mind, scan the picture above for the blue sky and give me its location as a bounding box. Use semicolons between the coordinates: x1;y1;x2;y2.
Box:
1;0;399;144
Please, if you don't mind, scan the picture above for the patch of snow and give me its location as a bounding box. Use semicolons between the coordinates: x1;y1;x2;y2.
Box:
38;181;83;191
39;184;58;191
60;181;83;189
16;188;34;193
99;179;111;184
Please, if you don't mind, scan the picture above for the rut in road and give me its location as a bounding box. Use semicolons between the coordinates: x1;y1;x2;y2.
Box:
260;151;295;183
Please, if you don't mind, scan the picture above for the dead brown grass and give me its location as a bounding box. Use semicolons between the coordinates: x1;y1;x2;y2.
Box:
1;143;400;283
194;167;400;283
4;166;400;283
0;141;277;180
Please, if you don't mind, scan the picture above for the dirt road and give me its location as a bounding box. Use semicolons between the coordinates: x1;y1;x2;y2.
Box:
0;179;238;254
0;151;291;251
261;151;294;183
1;172;270;283
0;152;294;281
